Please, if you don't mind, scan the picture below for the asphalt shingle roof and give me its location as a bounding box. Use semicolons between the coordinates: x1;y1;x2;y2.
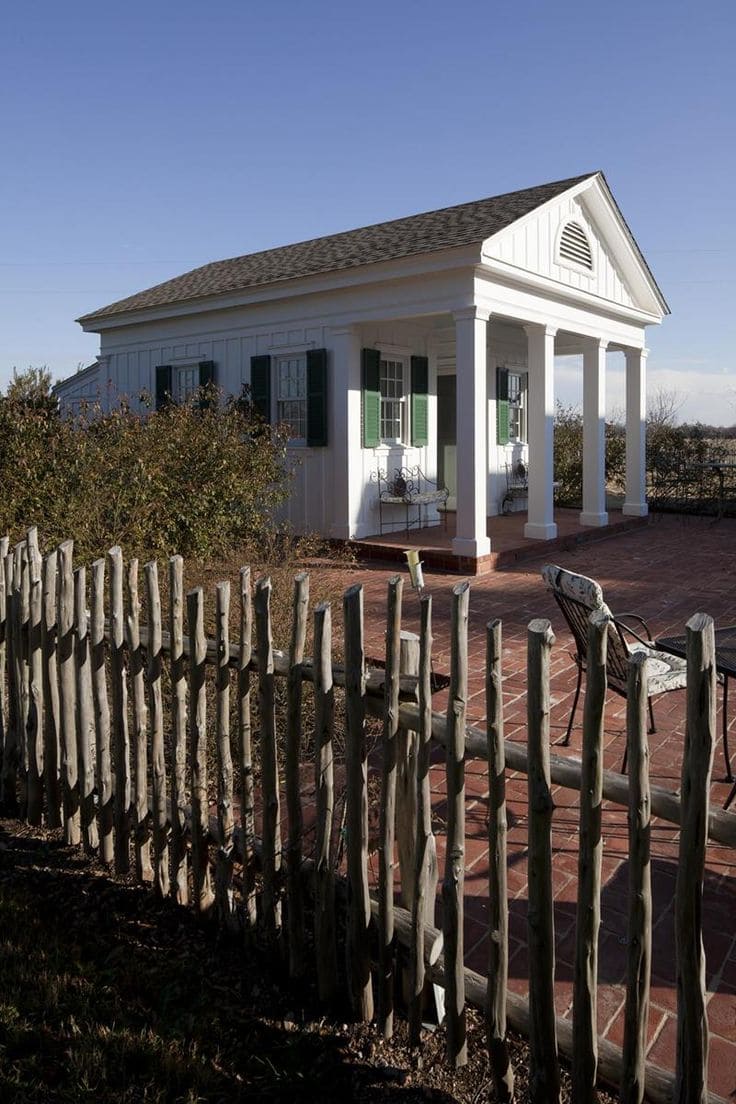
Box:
78;173;596;325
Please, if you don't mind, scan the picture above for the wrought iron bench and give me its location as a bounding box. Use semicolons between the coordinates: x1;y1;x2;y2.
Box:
501;460;561;515
373;465;449;534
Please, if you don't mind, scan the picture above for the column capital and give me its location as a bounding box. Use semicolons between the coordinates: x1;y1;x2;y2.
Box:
523;322;557;339
624;345;649;363
453;306;491;323
582;335;609;353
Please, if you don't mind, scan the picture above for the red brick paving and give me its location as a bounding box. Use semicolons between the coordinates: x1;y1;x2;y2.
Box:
332;513;735;1095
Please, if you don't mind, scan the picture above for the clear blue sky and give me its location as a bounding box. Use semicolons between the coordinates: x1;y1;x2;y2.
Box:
2;0;735;421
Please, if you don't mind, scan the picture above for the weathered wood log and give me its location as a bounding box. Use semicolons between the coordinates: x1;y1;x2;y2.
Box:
378;575;402;1039
16;544;30;817
126;559;152;883
107;545;130;874
169;555;188;905
74;566;98;852
187;587;214;915
42;551;62;829
90;559;113;864
58;540;80;846
313;601;337;1003
215;580;235;925
145;560;169;898
396;629;419;911
343;583;374;1022
25;529;44;825
486;618;514;1102
2;550;18;813
409;593;440;1047
621;650;652;1104
0;537;8;801
255;576;282;944
572;609;608;1102
238;566;256;933
443;581;470;1068
675;612;716;1104
526;617;559;1104
285;572;309;978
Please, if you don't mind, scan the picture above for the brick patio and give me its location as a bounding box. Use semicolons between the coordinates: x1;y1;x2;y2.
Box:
334;512;736;1095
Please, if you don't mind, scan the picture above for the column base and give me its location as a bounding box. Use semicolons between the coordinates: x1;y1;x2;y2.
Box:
452;535;492;559
579;511;609;528
523;521;558;541
622;502;649;518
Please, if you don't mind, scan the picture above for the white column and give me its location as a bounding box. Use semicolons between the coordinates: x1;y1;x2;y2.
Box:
580;337;609;527
329;324;362;539
623;346;649;516
452;307;491;559
524;323;557;540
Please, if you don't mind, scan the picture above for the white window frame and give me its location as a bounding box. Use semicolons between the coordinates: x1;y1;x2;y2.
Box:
173;363;201;403
378;354;408;446
274;353;308;445
507;370;527;444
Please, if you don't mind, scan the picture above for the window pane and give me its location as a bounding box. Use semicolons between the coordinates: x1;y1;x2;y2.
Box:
276;355;307;438
379;358;405;441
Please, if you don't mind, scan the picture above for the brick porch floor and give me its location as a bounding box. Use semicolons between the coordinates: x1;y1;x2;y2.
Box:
327;512;736;1094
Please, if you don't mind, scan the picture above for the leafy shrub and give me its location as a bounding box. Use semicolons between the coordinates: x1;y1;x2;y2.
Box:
0;383;292;562
552;402;626;506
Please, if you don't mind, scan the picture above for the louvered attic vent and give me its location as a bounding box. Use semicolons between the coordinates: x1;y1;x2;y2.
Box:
559;221;593;269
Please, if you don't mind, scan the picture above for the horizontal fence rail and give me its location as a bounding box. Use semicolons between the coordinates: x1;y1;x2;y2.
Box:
0;527;731;1104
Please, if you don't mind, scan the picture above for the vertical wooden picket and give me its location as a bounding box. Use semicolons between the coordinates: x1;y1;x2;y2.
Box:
126;559;152;883
526;618;560;1104
238;566;256;932
0;536;8;803
3;549;18;812
621;650;652;1104
74;566;98;852
486;618;514;1101
145;560;169;898
343;583;374;1021
378;575;402;1038
313;601;337;1002
188;587;214;915
42;551;62;829
26;529;44;825
215;580;235;923
58;540;80;846
108;546;130;874
169;555;188;905
285;572;309;977
255;576;282;944
90;559;113;864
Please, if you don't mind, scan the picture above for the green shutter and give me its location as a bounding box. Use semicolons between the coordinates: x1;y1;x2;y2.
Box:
361;348;380;449
198;360;216;409
410;355;429;446
155;365;172;410
250;355;271;423
306;348;328;447
496;367;510;445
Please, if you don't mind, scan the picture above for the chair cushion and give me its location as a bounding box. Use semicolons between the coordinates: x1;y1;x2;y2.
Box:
627;643;688;694
541;564;613;616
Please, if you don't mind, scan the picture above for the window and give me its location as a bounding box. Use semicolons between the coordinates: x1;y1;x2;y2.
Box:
379;357;406;443
174;365;200;403
507;371;526;442
275;355;307;440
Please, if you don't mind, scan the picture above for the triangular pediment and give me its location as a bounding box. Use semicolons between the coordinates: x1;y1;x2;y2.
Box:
480;174;668;318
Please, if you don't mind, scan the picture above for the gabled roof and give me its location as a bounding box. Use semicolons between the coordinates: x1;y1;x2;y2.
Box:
78;173;596;324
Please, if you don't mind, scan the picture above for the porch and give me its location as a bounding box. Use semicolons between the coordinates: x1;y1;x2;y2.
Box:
351;506;649;575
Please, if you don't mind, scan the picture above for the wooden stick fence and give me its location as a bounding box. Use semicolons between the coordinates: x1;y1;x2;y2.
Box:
0;528;731;1104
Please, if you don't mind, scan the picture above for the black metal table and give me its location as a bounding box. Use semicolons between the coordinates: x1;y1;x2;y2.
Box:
657;625;736;808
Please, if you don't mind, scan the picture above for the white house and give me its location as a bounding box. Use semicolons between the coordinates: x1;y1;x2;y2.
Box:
57;172;668;573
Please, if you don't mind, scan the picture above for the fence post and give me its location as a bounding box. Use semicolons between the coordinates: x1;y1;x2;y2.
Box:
573;608;608;1101
255;576;282;944
409;593;440;1046
378;575;402;1039
90;559;113;863
239;566;256;933
26;529;44;826
42;551;62;829
169;555;188;906
621;650;651;1104
108;546;130;874
16;544;30;818
286;572;309;977
343;583;374;1022
145;560;169;899
74;566;98;852
527;617;560;1104
58;540;80;846
2;550;18;814
486;618;514;1102
443;580;470;1068
215;580;235;925
313;601;337;1002
675;612;716;1104
126;559;152;883
0;536;8;803
188;587;214;915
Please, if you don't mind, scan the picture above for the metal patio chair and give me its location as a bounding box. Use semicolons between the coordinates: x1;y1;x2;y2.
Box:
541;563;689;772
